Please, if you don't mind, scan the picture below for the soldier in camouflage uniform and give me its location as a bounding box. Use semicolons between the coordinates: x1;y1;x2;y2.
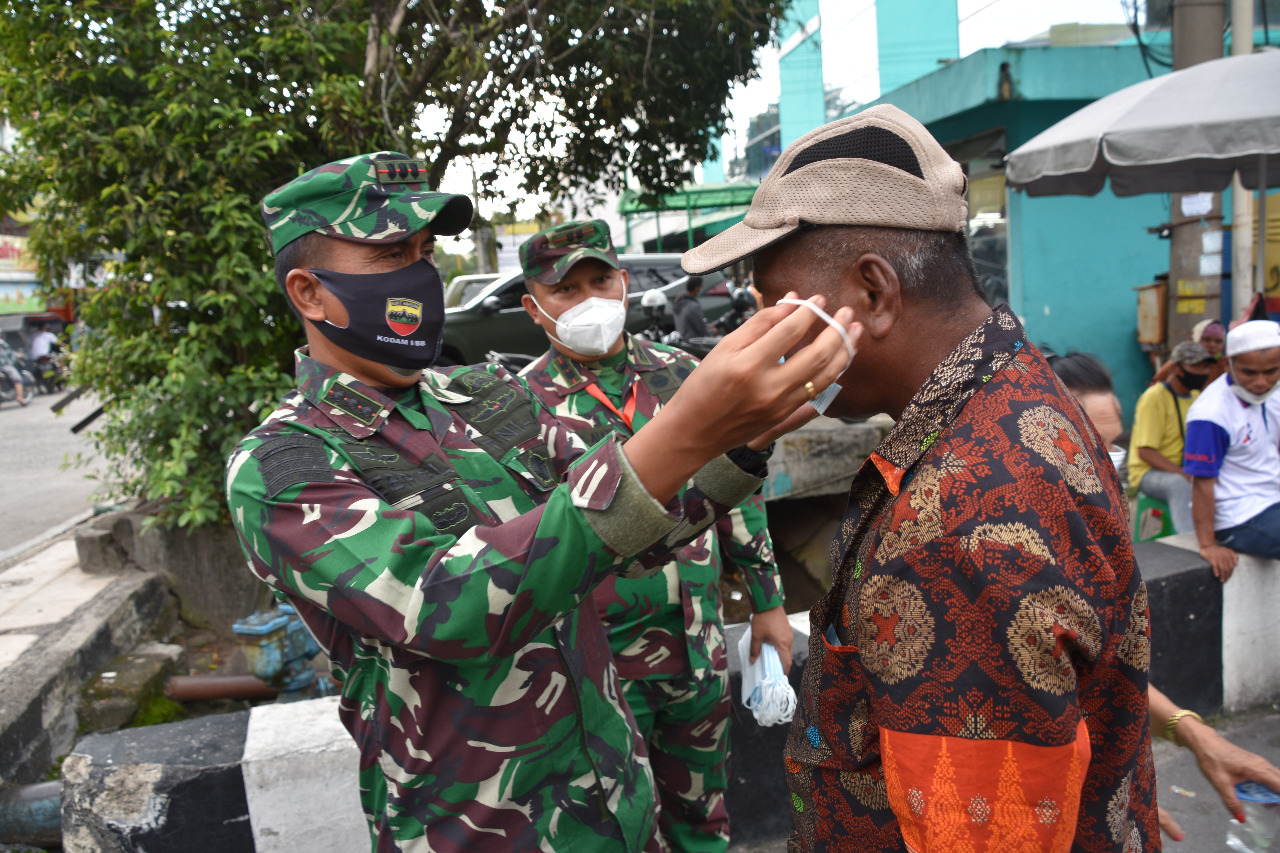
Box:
517;220;792;853
226;152;858;852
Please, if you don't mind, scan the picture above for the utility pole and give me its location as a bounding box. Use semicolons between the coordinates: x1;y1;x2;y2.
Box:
1230;0;1255;315
1167;0;1226;340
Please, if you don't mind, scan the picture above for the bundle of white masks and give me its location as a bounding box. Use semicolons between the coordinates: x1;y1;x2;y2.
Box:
737;626;797;727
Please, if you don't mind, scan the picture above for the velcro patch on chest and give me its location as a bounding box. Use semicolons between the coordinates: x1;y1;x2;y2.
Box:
251;433;335;500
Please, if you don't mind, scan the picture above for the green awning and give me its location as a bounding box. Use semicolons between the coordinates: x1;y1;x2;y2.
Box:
618;182;759;214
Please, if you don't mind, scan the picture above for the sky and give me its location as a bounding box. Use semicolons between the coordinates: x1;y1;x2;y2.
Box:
438;0;1137;254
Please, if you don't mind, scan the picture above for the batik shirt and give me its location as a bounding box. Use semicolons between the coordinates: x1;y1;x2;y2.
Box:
521;334;783;682
785;307;1156;853
226;350;767;853
0;340;15;368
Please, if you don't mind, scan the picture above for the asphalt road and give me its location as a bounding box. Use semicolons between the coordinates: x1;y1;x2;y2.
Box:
0;388;107;554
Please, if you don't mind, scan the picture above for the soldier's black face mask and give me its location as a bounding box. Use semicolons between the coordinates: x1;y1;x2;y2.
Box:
307;259;445;370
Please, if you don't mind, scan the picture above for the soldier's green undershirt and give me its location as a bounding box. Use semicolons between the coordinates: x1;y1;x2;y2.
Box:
582;348;630;400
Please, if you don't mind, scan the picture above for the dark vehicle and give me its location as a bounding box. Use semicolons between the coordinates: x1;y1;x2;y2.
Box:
439;254;731;365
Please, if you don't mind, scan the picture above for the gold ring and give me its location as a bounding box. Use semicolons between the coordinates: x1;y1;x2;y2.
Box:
804;381;818;402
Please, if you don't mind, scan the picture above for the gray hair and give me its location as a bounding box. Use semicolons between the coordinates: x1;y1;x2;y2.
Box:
790;225;982;305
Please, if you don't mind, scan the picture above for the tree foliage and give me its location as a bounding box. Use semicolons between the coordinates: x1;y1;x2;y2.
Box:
0;0;785;527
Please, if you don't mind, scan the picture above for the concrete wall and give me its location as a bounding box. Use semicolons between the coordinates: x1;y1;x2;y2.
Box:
875;0;959;96
1009;189;1172;417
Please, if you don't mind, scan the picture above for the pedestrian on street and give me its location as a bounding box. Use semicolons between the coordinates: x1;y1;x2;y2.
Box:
517;218;791;853
226;151;858;852
0;337;30;405
1129;340;1216;535
681;105;1157;852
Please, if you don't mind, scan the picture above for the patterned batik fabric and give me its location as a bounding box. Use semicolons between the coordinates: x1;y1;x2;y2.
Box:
521;335;784;853
226;349;766;853
785;306;1157;853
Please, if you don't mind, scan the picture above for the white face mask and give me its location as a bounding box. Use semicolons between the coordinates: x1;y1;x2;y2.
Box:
1229;370;1278;405
532;294;627;358
776;298;857;415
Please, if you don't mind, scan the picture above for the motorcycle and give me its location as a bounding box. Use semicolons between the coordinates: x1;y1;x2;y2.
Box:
30;353;68;395
0;361;37;407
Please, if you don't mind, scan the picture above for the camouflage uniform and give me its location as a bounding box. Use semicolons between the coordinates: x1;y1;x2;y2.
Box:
521;334;784;853
227;351;769;852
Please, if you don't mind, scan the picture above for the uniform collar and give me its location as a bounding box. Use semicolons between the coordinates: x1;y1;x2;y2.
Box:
866;305;1025;496
540;333;664;395
293;348;474;439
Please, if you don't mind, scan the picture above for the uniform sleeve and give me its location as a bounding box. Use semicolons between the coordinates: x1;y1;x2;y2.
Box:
1183;418;1229;477
227;400;764;667
715;494;784;612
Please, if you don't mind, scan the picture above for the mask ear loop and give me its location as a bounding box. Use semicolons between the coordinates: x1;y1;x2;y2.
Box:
776;298;855;374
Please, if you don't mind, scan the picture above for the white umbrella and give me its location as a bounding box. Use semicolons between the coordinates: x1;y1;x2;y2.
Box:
1006;49;1280;197
1006;48;1280;296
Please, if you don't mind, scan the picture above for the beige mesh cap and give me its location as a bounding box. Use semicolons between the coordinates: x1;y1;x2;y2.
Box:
682;105;969;274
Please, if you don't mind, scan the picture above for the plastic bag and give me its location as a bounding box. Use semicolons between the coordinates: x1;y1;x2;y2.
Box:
737;626;797;727
1226;782;1280;852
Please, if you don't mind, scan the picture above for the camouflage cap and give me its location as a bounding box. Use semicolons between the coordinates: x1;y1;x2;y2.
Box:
261;151;474;254
519;219;620;286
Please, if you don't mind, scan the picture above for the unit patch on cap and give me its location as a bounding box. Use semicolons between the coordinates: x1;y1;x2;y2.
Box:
386;298;423;336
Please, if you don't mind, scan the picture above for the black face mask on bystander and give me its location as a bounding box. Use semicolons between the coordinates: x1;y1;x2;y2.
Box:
307;259;445;370
1178;369;1208;391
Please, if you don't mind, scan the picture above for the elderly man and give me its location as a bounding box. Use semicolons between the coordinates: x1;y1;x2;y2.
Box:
226;152;855;852
682;106;1155;853
1183;319;1280;581
1129;340;1216;534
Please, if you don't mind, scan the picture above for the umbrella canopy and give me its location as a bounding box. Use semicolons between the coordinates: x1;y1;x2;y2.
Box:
1006;49;1280;197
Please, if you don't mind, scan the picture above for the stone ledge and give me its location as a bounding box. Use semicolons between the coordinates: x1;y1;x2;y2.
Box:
1152;532;1280;711
62;712;254;853
0;571;171;784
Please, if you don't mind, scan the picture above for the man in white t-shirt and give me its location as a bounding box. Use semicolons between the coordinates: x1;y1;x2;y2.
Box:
27;323;59;360
1183;320;1280;581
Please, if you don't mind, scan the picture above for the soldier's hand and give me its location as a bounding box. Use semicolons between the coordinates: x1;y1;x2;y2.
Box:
671;292;857;448
749;606;794;675
625;293;858;503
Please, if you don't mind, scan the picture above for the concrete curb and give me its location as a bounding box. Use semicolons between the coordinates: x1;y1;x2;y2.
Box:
0;571;170;784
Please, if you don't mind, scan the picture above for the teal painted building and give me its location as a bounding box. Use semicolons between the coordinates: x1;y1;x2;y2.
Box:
846;45;1173;417
875;0;959;93
777;0;824;148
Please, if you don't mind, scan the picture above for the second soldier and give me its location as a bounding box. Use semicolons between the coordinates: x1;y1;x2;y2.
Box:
518;219;794;853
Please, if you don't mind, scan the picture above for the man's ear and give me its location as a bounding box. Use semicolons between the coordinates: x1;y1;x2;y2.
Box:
285;269;327;323
844;253;902;341
521;293;545;327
